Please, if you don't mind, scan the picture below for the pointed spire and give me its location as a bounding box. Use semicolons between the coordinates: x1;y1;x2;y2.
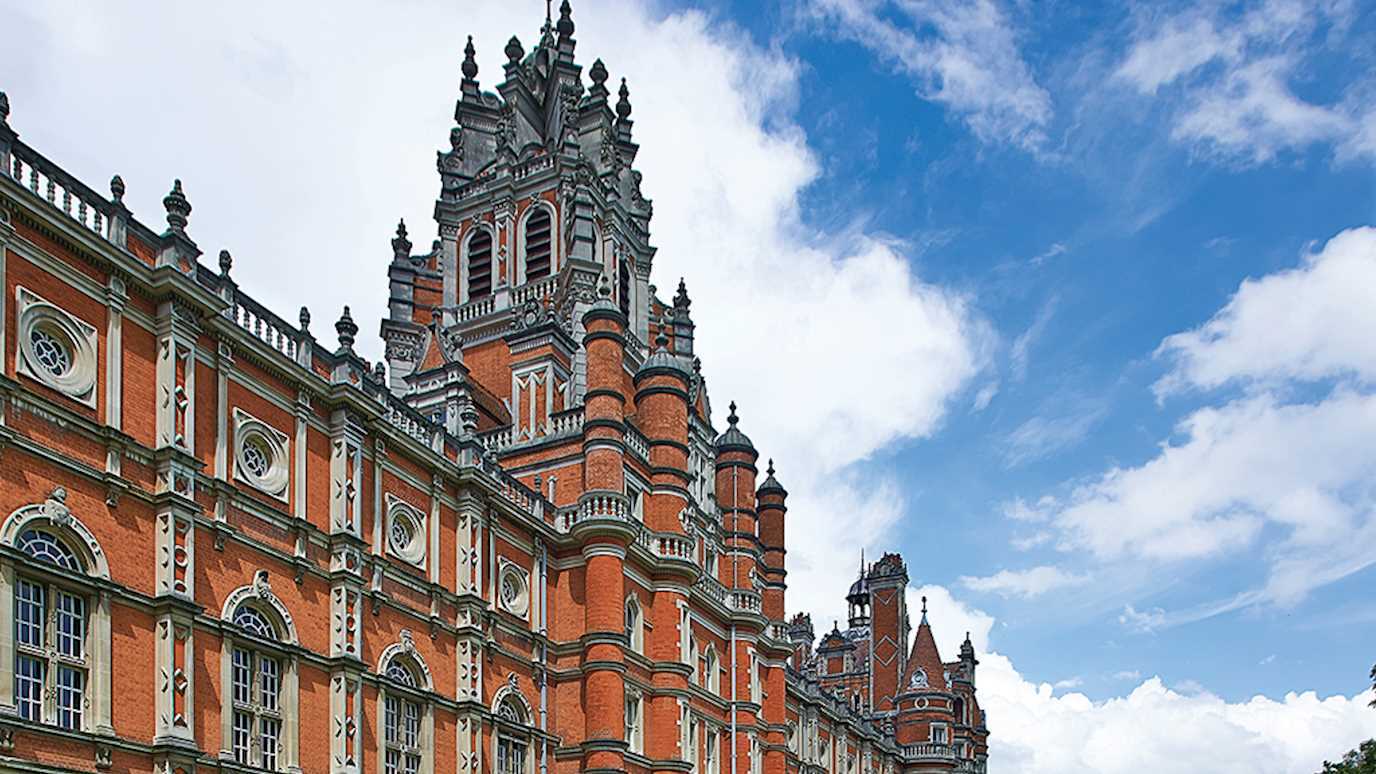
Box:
109;175;125;204
336;306;358;353
616;78;632;120
505;35;524;65
392;218;412;260
859;548;866;578
218;249;232;276
557;0;575;38
162;179;191;234
462;36;479;81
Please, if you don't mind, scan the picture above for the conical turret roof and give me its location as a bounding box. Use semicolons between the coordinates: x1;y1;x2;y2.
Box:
899;597;947;692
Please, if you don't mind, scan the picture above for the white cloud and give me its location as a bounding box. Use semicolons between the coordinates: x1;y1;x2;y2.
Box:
0;0;989;634
1115;0;1371;164
806;0;1052;150
1156;227;1376;392
912;587;1376;774
1119;604;1168;634
961;566;1090;598
1000;401;1106;467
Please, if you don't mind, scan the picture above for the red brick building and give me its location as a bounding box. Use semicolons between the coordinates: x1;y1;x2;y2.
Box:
0;5;985;773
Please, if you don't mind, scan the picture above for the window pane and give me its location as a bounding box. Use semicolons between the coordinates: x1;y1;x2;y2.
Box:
232;710;253;764
404;700;420;747
405;752;422;774
57;665;85;729
386;749;401;774
15;578;45;648
16;529;81;571
15;654;45;721
261;716;280;770
232;649;252;705
385;695;399;744
56;590;85;659
233;604;277;641
259;656;280;712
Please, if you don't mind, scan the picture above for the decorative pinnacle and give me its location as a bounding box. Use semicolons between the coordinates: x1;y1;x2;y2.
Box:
0;91;9;123
505;35;524;64
373;361;386;381
218;249;232;276
299;306;311;332
654;316;669;349
392;218;412;258
462;36;479;80
557;0;575;37
162;179;191;234
921;595;928;617
335;306;358;351
728;401;738;425
616;78;632;119
109;175;125;204
673;277;691;310
589;59;608;88
767;458;775;476
596;272;612;298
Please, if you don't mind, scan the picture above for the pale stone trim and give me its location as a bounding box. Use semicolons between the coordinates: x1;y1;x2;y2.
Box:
14;285;98;408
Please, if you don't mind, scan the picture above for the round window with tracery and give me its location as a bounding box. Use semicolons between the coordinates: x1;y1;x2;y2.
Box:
241;436;271;479
233;414;289;500
498;565;529;616
386;501;426;566
30;326;73;377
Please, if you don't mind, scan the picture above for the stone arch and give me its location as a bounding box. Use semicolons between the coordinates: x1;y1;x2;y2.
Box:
491;678;533;725
220;569;299;644
516;198;559;282
377;629;434;692
1;487;110;579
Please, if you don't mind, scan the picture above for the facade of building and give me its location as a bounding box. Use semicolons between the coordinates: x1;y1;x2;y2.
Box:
0;5;985;774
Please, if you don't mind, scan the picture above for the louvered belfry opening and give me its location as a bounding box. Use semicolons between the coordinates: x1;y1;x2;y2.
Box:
524;207;553;282
467;228;493;300
618;258;632;320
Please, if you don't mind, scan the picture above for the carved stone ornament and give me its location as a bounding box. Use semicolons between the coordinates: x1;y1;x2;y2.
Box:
43;486;73;527
253;569;275;601
400;628;416;654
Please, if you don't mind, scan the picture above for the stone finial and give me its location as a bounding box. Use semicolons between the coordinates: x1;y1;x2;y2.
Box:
616;78;632;120
654;314;669;349
373;361;386;382
109;175;125;204
163;179;191;234
557;0;575;37
299;306;311;332
728;401;738;425
218;249;232;276
597;272;612;298
589;59;608;88
392;218;412;259
0;91;9;123
462;36;479;81
336;306;358;351
767;458;775;477
692;356;701;374
673;277;691;310
505;35;524;64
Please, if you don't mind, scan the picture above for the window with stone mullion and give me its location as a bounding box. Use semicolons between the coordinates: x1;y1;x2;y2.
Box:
231;646;283;770
13;576;87;730
384;693;423;774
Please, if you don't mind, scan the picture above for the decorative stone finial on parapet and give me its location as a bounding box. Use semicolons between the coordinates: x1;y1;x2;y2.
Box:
299;306;311;333
459;399;479;434
163;179;191;234
654;315;669;350
589;59;609;98
392;218;411;260
673;277;691;311
218;249;232;276
505;35;524;65
557;0;575;37
373;361;386;382
109;175;125;204
597;272;612;299
335;306;358;353
616;78;632;120
0;91;9;125
462;36;479;81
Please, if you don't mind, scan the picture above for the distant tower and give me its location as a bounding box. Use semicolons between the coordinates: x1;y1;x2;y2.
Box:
847;552;870;628
867;552;910;711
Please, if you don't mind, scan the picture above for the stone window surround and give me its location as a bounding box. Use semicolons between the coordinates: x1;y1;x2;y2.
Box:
491;682;534;774
218;571;301;773
497;559;530;619
514;199;560;284
376;632;436;774
384;494;428;568
232;408;290;503
0;492;114;735
459;223;497;304
624;591;644;654
14;285;99;409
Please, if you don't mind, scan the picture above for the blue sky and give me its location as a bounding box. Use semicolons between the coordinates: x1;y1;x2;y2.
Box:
5;0;1376;769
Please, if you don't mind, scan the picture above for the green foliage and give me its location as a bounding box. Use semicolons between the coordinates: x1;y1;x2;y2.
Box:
1319;739;1376;773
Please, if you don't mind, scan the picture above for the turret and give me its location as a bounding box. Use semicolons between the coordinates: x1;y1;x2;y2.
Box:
960;631;978;688
756;458;787;620
633;317;692;534
714;402;758;590
846;553;869;628
895;597;957;753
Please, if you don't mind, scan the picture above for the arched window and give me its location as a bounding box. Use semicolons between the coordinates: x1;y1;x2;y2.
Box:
523;206;553;282
625;688;643;754
466;227;494;301
1;489;113;735
703;645;719;694
378;636;432;774
219;571;299;771
624;594;643;654
493;687;532;774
